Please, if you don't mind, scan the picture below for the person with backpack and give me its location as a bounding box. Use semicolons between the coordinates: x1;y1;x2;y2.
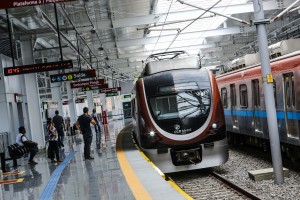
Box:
52;110;66;148
47;118;62;163
76;107;96;160
16;126;38;165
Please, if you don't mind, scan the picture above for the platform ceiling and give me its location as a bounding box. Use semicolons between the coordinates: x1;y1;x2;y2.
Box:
1;0;300;81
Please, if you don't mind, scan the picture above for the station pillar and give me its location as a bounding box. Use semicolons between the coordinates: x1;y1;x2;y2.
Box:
21;39;45;148
50;71;63;117
87;91;94;112
66;82;77;126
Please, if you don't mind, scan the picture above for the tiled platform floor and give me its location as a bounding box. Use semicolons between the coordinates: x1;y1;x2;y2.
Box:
0;119;134;200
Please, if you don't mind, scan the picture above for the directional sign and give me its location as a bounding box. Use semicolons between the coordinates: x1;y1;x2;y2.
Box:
99;87;121;93
4;60;73;76
50;69;96;83
71;79;105;89
0;0;77;9
106;92;118;97
82;84;108;92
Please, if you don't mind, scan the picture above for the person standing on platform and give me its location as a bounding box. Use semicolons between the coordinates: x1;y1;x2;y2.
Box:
76;107;96;160
53;110;66;148
47;118;62;163
91;108;102;146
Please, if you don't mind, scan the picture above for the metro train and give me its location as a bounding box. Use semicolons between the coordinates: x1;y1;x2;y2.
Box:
216;38;300;165
131;51;228;173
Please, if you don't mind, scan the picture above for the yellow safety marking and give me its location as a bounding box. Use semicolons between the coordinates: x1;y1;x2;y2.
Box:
167;180;194;200
130;133;193;200
116;128;152;200
2;170;25;177
0;178;24;185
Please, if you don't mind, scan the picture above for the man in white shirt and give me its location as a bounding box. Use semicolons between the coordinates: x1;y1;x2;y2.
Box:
16;126;38;165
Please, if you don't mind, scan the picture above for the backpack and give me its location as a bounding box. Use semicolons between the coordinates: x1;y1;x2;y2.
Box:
7;143;29;158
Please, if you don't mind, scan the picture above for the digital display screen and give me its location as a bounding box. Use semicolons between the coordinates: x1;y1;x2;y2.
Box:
159;82;199;93
4;60;73;76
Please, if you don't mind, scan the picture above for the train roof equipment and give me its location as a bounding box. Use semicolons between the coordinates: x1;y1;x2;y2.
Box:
220;38;300;75
268;38;300;59
142;51;200;77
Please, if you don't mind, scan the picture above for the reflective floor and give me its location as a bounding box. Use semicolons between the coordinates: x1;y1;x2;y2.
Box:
0;119;134;200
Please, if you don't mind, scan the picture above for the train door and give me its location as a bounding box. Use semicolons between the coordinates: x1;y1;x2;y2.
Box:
283;73;299;139
252;79;262;134
230;84;239;131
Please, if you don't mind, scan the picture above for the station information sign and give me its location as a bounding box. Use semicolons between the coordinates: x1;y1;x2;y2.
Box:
50;69;96;83
71;79;105;89
106;92;118;97
4;60;73;76
99;87;121;93
82;84;108;92
0;0;77;9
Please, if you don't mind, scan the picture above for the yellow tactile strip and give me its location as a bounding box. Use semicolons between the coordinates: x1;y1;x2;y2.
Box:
116;128;152;200
130;133;193;200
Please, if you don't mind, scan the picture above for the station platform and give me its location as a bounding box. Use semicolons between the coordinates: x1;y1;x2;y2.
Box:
0;119;189;200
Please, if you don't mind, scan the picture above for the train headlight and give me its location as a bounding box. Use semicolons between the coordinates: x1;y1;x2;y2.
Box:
149;131;156;137
211;123;218;129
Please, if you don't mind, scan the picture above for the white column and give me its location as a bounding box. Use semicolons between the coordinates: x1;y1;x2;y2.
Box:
21;40;45;148
50;71;63;116
67;82;77;125
87;91;94;111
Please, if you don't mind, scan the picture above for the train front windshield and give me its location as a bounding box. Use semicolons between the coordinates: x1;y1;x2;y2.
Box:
149;83;211;121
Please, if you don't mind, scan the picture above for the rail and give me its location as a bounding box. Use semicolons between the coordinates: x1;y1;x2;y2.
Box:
210;171;261;200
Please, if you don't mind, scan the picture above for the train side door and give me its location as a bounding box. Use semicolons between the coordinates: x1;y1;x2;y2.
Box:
252;79;262;134
283;73;299;139
230;84;239;131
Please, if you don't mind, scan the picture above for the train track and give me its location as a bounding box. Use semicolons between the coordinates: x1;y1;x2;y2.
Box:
170;170;261;200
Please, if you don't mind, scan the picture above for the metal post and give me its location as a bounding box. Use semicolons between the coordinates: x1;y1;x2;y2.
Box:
252;0;284;184
6;9;15;67
54;3;63;61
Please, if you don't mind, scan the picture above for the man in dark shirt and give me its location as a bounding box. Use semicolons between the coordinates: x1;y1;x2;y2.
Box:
52;110;66;148
76;107;96;160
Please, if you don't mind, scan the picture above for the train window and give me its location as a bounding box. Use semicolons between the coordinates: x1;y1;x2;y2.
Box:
149;89;211;120
273;80;277;107
230;84;236;107
221;88;228;108
252;79;260;107
284;73;295;108
239;84;248;108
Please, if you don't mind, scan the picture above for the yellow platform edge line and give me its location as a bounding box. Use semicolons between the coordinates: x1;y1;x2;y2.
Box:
130;132;193;200
116;126;152;200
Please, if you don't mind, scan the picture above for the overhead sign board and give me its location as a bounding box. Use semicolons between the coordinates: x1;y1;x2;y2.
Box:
4;60;73;76
50;69;96;83
82;84;108;92
0;0;77;9
71;79;105;89
99;87;121;94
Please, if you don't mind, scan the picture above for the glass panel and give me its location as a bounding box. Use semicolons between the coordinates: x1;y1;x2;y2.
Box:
252;80;260;107
149;89;210;120
159;82;198;94
221;88;227;108
240;84;248;107
230;84;236;107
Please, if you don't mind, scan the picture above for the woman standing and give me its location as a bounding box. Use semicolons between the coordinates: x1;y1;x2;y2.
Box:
47;118;62;163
